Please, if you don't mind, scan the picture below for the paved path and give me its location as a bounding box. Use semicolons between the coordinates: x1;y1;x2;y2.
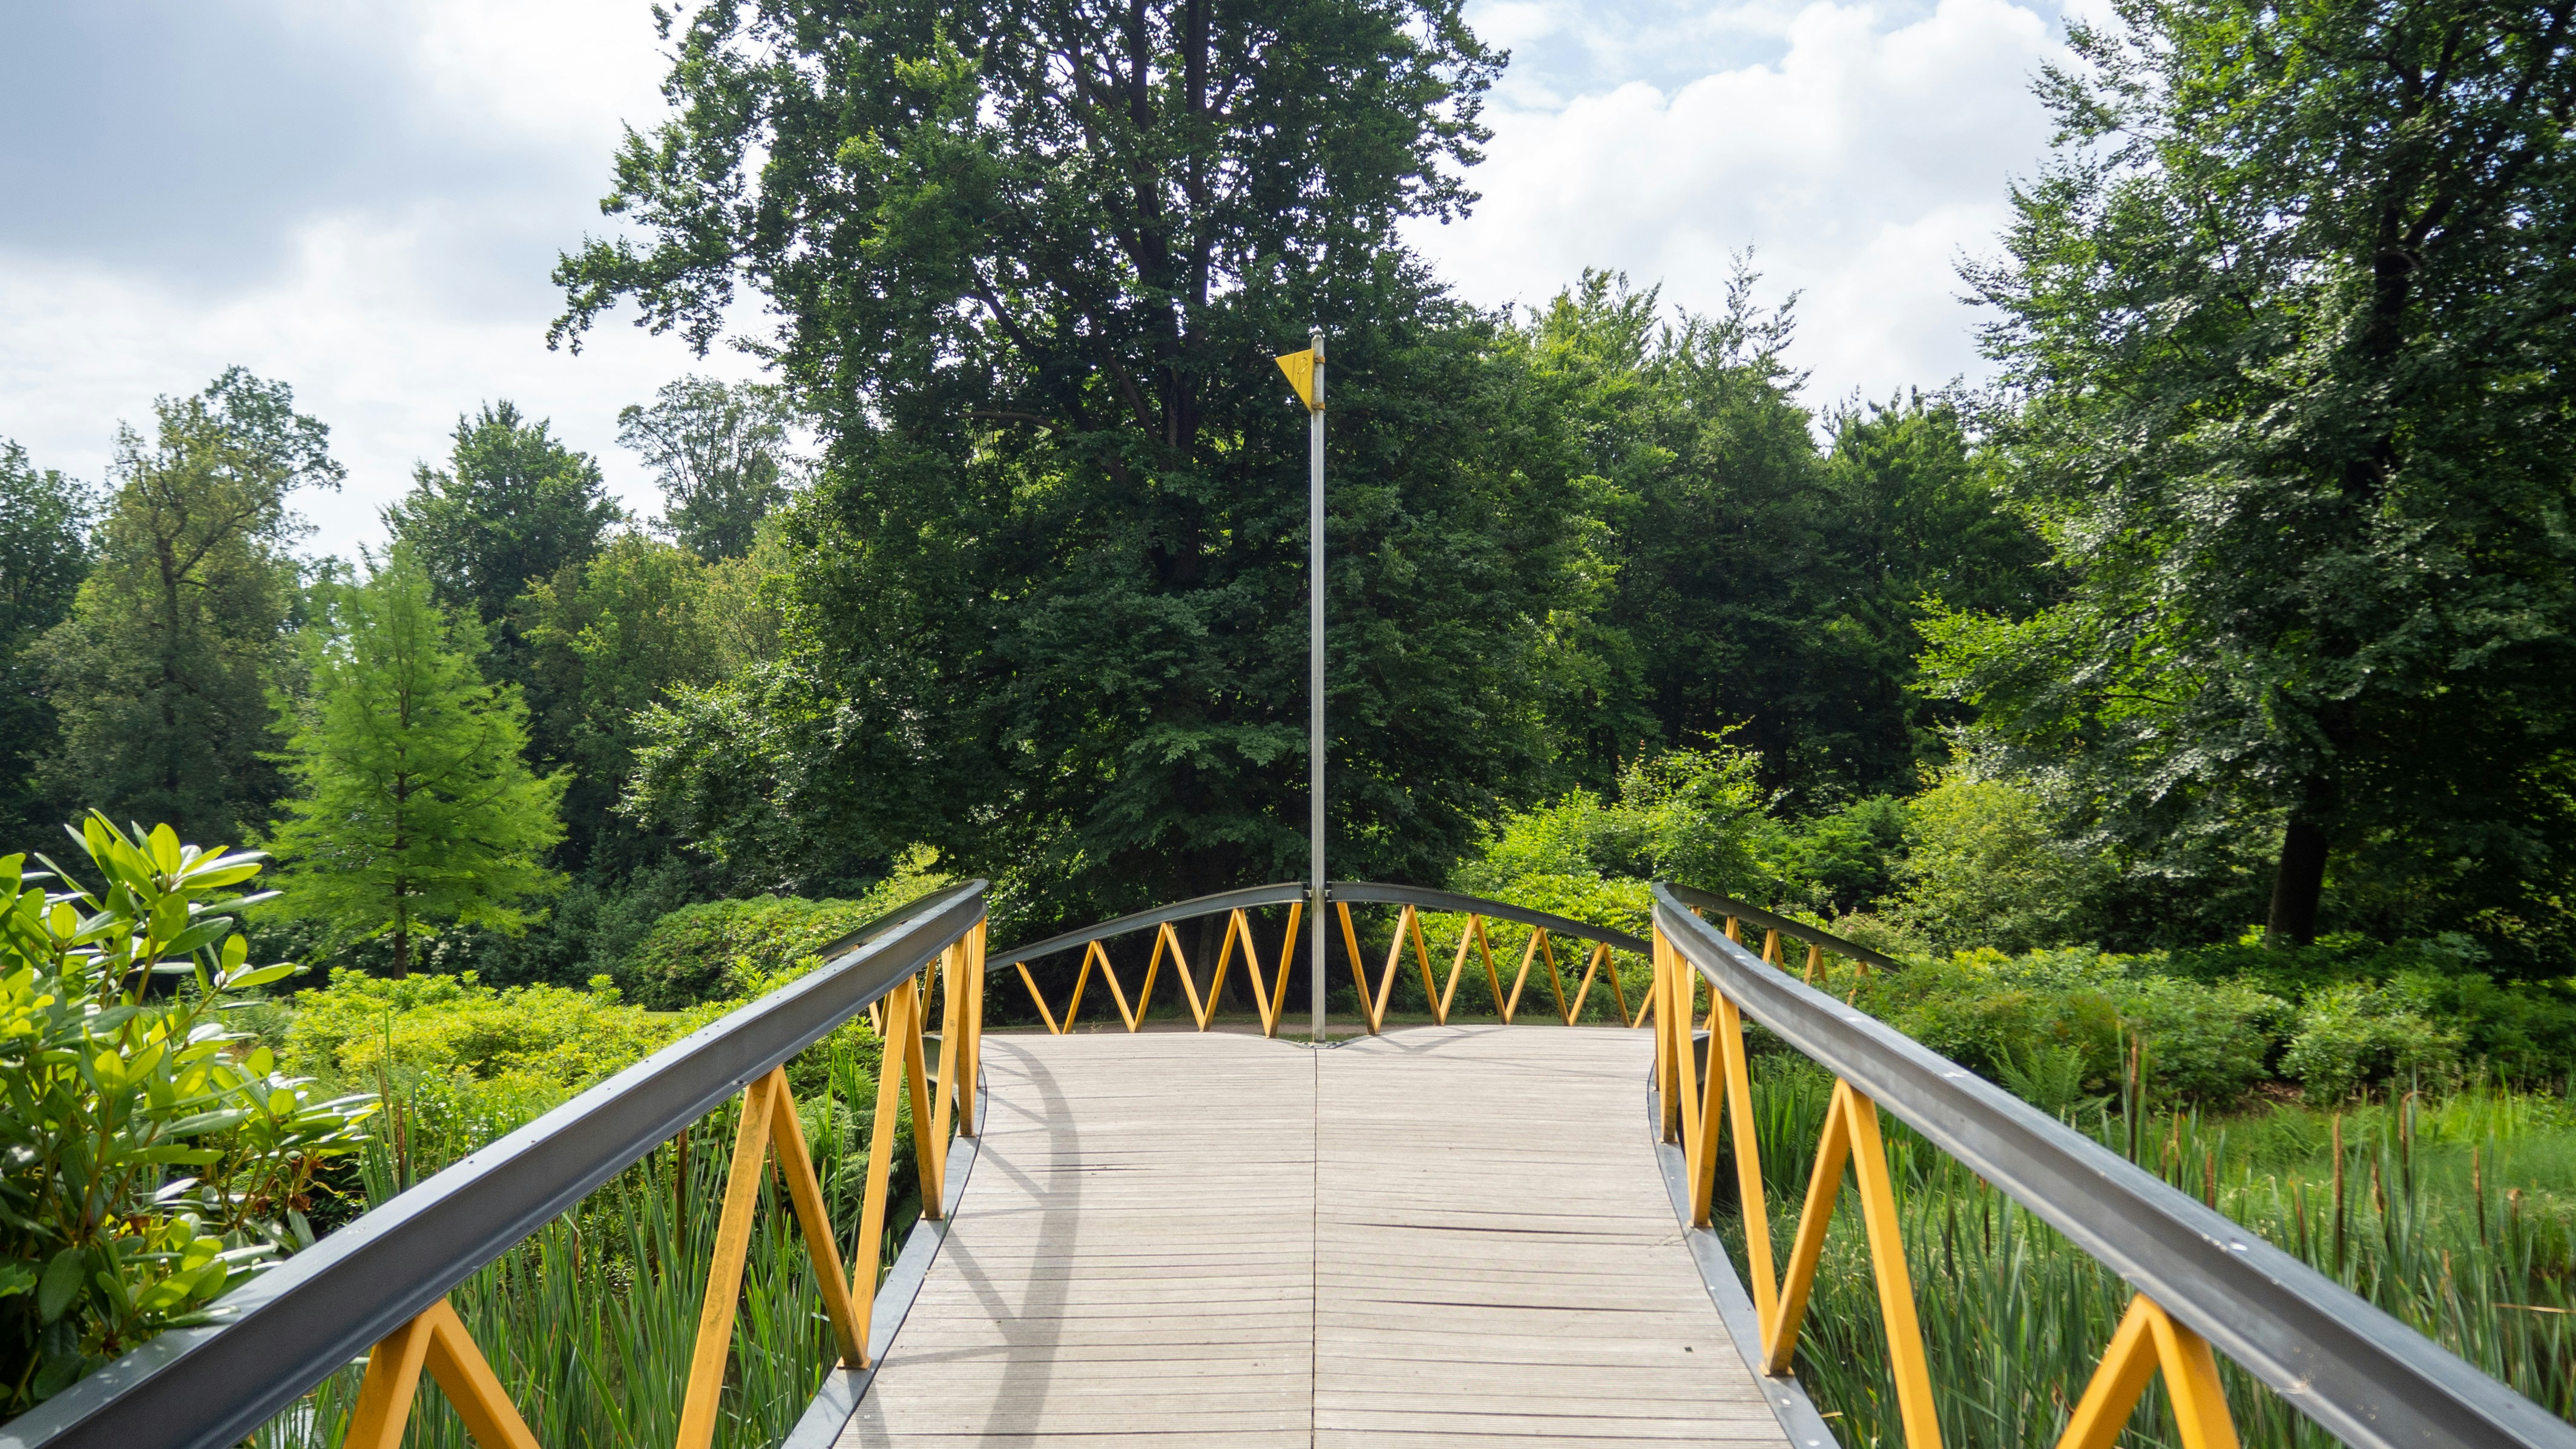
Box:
843;1025;1786;1448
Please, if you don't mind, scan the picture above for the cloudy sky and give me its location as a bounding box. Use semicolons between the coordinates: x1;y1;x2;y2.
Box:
0;1;2071;558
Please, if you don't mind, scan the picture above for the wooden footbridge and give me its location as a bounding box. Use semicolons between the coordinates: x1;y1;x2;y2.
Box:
13;883;2574;1449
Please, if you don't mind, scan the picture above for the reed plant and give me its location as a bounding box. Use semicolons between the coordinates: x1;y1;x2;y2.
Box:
249;1031;919;1449
1718;1056;2576;1448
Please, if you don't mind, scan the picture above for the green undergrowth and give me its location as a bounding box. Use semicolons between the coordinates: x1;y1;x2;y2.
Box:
249;1028;920;1449
1715;1058;2576;1448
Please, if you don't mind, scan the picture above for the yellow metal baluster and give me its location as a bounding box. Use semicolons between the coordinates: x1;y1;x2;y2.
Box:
344;1300;541;1449
677;1066;789;1449
1014;960;1065;1034
1764;1081;1942;1449
1335;902;1372;1032
2057;1294;2241;1449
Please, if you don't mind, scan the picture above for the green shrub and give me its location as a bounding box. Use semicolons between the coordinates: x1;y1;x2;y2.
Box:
1453;740;1772;908
1888;772;2115;953
284;970;708;1094
1858;948;2293;1110
2117;976;2292;1106
2282;978;2467;1105
0;817;375;1415
613;853;952;1010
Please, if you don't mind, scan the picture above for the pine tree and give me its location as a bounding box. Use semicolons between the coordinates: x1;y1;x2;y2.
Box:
266;548;565;976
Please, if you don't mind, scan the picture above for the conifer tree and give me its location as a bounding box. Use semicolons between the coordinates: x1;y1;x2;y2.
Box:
266;547;565;976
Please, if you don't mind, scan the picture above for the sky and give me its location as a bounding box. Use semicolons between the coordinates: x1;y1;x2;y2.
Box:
0;0;2074;559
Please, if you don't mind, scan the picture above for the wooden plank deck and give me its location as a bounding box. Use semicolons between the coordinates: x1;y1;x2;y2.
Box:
843;1025;1784;1448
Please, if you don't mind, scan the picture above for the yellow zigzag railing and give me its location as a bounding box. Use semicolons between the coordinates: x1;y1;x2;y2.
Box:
1652;914;2239;1449
1013;903;1307;1036
1011;899;1653;1037
1333;902;1641;1033
341;922;988;1449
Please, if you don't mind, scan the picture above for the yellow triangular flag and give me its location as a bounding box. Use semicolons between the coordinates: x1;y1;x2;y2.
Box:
1274;348;1319;410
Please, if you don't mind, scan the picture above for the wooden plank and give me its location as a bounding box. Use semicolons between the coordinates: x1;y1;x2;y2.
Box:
843;1027;1786;1448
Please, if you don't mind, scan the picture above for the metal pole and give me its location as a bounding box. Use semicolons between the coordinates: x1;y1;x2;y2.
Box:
1308;326;1326;1045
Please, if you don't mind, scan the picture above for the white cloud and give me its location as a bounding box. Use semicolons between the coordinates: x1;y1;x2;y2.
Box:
0;213;761;557
1413;0;2066;409
0;1;735;558
0;0;2069;562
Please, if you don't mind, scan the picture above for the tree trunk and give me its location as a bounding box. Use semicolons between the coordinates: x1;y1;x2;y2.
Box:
2266;802;2330;946
392;896;410;979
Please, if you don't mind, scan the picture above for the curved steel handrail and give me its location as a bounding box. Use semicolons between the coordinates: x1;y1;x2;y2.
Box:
3;883;992;1449
991;882;1310;968
1330;881;1649;954
1651;883;2576;1449
1661;881;1900;974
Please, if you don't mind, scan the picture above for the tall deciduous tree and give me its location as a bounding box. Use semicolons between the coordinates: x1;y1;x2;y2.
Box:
1934;0;2576;949
1505;271;2045;807
266;548;565;977
519;533;725;876
617;378;799;561
0;443;91;844
559;2;1599;921
386;402;620;630
38;370;340;845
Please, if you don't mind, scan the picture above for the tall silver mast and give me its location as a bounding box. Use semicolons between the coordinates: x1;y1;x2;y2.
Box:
1307;326;1326;1045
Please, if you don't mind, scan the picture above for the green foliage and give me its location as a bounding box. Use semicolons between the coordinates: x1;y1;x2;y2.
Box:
0;817;374;1414
282;970;702;1095
2281;980;2467;1106
386;402;620;631
263;548;567;977
36;369;341;846
1451;741;1772;935
562;0;1617;924
1935;0;2576;948
1887;766;2115;953
517;533;724;878
616;853;954;1010
1856;933;2575;1111
0;444;90;844
1756;794;1907;917
616;377;799;563
1503;271;2047;804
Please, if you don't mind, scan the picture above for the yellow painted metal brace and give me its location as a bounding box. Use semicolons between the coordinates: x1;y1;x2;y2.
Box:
1275;347;1322;410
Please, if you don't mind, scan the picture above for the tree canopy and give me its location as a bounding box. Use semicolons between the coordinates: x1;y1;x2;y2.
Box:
0;444;90;843
1932;0;2576;952
36;370;340;846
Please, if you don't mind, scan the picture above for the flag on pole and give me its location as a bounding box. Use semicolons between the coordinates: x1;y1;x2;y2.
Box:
1275;348;1322;411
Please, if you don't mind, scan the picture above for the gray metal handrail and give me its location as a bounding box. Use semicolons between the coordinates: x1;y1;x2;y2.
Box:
1331;880;1651;954
990;881;1310;968
1661;881;1901;973
1;881;990;1449
1652;884;2576;1449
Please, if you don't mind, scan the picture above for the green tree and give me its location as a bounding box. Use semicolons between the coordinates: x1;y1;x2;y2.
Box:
519;533;724;876
37;370;340;846
1505;272;2045;806
265;548;565;977
617;377;799;561
1932;0;2576;950
561;2;1603;919
386;402;620;629
0;444;91;844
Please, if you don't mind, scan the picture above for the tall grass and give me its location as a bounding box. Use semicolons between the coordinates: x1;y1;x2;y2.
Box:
250;1034;921;1449
1718;1058;2576;1447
